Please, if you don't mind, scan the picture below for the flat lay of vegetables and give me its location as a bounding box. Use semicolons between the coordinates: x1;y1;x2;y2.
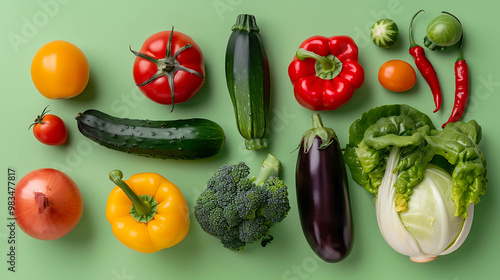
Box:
225;14;271;150
130;27;205;109
107;170;189;253
344;104;487;262
296;114;353;262
15;4;491;275
288;35;364;111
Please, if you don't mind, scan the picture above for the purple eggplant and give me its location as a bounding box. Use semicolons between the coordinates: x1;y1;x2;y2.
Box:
295;113;353;263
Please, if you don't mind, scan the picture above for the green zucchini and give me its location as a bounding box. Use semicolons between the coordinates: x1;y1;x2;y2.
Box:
370;18;399;48
75;109;225;160
225;14;270;150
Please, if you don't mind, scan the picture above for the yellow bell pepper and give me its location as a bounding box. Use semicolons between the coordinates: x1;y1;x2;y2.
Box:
106;170;189;253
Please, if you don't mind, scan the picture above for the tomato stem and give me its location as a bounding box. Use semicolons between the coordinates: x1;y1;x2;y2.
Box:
129;27;205;112
29;106;50;130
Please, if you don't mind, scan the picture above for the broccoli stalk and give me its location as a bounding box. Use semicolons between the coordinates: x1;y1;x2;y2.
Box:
194;153;290;251
251;154;281;185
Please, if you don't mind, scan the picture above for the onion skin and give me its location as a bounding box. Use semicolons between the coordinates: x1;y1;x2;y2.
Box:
14;168;83;241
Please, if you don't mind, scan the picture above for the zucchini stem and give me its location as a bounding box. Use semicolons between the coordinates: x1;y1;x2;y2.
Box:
231;14;260;33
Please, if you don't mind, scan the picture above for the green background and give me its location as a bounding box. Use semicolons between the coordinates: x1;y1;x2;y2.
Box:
1;0;498;279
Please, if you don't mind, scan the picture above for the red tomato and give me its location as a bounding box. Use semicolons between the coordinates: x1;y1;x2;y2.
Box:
30;107;67;146
131;28;205;107
378;60;416;92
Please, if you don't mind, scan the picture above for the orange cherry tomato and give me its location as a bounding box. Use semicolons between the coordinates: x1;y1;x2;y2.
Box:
31;40;89;99
378;60;416;92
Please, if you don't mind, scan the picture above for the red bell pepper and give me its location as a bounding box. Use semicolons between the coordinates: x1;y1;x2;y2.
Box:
288;35;364;111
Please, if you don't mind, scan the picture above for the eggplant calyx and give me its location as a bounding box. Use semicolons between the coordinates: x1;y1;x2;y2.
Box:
301;113;338;153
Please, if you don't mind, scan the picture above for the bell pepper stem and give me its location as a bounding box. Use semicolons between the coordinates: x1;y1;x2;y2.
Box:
109;170;150;215
296;48;335;72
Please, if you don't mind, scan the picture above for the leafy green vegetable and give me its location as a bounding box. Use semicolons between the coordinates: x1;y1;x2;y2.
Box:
399;165;464;256
345;104;487;262
344;104;434;196
344;104;486;218
426;120;486;216
370;18;399;48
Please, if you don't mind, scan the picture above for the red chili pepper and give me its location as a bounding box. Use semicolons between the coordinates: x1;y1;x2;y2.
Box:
442;59;468;128
409;10;442;113
288;35;364;111
443;12;468;128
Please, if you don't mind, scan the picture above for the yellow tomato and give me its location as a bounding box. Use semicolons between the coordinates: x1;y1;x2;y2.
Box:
378;60;416;92
31;40;89;99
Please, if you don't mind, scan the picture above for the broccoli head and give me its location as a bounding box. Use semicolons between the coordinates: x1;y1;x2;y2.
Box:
194;153;290;251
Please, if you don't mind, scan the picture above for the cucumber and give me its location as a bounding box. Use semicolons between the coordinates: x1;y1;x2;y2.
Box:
75;109;225;160
225;14;270;150
370;18;399;48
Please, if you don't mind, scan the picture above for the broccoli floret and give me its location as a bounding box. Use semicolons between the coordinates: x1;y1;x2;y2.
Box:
261;178;290;224
194;153;290;251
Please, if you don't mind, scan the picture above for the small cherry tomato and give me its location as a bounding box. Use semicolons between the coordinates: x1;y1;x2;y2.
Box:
378;60;416;92
31;40;90;99
30;107;68;146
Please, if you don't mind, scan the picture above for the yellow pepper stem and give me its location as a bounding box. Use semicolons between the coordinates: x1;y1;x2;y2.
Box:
109;170;151;216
